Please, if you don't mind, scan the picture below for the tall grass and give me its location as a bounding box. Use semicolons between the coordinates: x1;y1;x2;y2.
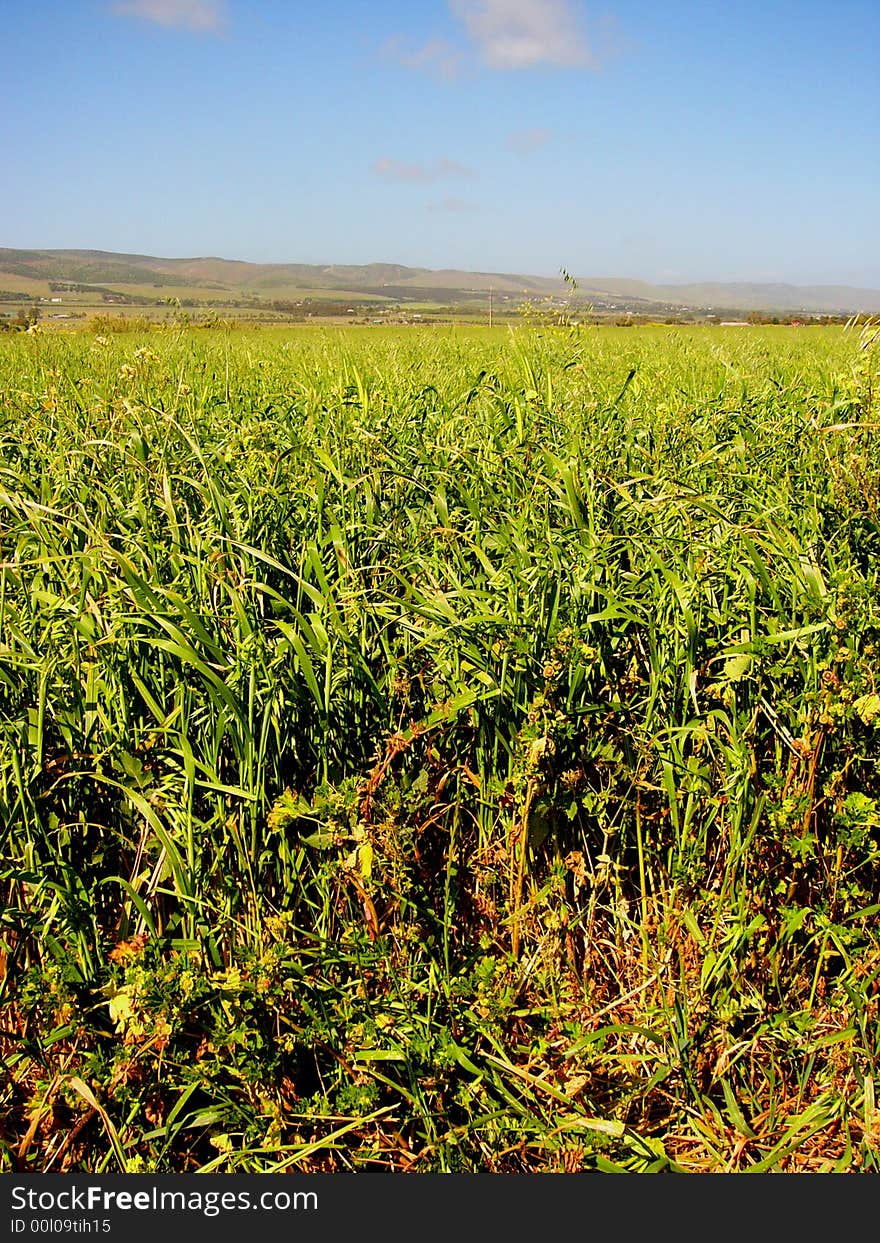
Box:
2;323;879;1172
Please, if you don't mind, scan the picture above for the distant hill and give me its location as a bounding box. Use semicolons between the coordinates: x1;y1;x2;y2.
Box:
2;247;879;314
574;278;880;315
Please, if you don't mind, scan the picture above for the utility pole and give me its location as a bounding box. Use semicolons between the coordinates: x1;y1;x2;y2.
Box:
488;286;493;329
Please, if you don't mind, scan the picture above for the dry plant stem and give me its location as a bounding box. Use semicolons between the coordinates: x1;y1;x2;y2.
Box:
510;778;537;960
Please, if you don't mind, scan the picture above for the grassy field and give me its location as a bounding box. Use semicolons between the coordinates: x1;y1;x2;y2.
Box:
2;322;879;1173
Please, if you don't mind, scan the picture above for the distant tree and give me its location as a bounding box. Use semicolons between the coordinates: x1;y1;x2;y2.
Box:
13;303;40;330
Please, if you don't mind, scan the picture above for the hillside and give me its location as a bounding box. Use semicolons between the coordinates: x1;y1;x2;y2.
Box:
2;247;879;314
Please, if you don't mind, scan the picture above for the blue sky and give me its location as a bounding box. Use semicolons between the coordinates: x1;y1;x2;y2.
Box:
2;0;878;284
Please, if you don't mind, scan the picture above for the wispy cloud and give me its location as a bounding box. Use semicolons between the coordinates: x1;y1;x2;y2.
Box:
372;157;475;184
449;0;592;69
507;127;551;155
428;196;478;213
111;0;226;32
380;35;464;81
385;2;598;78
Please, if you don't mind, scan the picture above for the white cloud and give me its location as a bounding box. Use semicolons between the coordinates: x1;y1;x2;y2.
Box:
507;127;551;155
381;35;464;80
449;0;591;69
372;157;475;184
111;0;226;32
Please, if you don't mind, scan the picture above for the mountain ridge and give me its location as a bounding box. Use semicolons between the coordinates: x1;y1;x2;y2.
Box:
2;248;879;314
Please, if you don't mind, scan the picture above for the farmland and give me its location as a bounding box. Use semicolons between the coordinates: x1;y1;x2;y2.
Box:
2;321;879;1172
